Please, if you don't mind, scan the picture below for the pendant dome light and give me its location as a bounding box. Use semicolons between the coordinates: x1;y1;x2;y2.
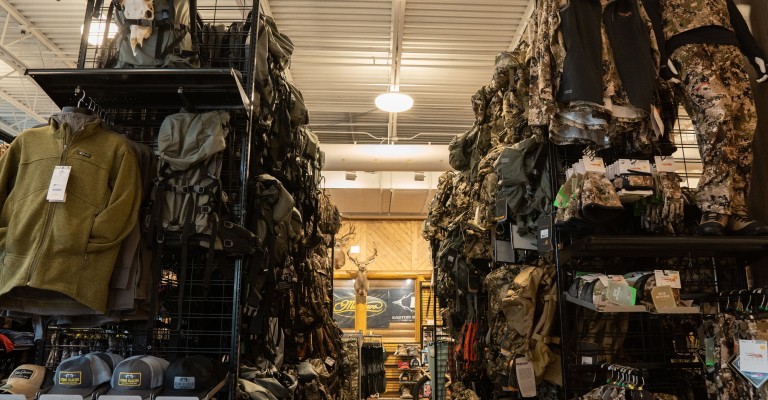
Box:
375;90;414;113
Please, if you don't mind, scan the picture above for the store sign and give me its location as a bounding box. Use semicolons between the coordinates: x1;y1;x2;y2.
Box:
333;287;416;328
333;289;389;328
388;289;416;323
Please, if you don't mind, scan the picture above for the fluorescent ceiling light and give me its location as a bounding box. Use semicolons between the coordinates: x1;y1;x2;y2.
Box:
375;92;414;113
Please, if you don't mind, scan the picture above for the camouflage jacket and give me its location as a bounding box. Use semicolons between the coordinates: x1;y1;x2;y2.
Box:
658;0;732;40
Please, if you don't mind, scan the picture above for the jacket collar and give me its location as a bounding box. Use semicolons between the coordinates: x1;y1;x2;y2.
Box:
49;112;104;144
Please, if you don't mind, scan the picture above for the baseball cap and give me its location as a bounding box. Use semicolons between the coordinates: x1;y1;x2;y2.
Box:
46;354;112;397
105;355;170;400
0;364;53;400
90;352;124;371
158;356;225;398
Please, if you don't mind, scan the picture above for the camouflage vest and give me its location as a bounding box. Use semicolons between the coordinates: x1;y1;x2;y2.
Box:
660;0;733;39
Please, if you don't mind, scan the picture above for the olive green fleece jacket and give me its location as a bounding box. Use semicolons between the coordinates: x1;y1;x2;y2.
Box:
0;115;142;314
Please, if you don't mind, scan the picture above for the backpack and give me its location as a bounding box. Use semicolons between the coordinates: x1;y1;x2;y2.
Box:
146;111;256;255
102;0;199;68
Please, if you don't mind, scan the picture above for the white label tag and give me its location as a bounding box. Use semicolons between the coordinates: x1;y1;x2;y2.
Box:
618;159;651;175
582;157;606;173
651;106;664;137
740;340;768;373
46;166;71;202
581;356;594;365
515;357;537;398
540;229;549;239
654;270;682;289
324;357;336;367
654;156;676;173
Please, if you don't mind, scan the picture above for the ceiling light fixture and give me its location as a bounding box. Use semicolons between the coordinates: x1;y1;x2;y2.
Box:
345;171;358;181
375;90;414;113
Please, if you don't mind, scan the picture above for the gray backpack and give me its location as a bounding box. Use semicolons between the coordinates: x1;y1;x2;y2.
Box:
101;0;198;68
147;111;255;256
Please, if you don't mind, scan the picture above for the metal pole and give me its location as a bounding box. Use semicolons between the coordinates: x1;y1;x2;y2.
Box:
78;0;96;68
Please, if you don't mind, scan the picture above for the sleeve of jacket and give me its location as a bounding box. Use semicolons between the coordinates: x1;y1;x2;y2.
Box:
527;0;558;127
0;139;20;250
641;0;671;78
86;145;142;253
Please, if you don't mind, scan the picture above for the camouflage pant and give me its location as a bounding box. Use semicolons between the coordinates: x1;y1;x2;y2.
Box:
704;313;768;400
671;43;757;215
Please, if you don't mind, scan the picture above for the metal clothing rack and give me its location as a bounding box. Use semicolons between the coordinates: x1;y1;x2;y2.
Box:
23;2;263;400
547;137;768;398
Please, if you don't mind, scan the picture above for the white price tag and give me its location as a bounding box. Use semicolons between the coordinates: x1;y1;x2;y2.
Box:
46;166;71;202
514;357;537;398
740;340;768;373
654;156;676;173
654;270;681;289
618;159;651;175
582;157;606;173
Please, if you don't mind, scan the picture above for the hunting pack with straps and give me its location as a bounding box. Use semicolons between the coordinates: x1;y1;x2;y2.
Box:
145;110;257;317
100;0;198;68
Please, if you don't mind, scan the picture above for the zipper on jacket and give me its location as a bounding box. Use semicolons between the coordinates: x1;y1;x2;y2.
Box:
25;126;80;286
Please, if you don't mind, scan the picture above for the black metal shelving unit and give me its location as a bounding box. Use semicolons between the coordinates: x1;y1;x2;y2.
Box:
22;1;263;399
549;147;768;398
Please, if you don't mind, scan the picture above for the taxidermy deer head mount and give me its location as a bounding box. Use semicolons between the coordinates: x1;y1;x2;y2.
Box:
333;224;356;270
348;243;377;298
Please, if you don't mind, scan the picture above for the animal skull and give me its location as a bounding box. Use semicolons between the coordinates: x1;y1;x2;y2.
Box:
121;0;154;51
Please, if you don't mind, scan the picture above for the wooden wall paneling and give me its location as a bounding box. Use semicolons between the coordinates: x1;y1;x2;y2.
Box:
339;220;432;273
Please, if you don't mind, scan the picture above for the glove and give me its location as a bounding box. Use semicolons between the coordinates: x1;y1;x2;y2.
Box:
755;57;767;83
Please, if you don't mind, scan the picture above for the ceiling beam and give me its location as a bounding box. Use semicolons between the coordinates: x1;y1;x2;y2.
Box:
0;118;19;137
0;87;46;124
0;43;48;123
508;0;535;51
386;0;407;143
259;0;294;83
0;0;75;68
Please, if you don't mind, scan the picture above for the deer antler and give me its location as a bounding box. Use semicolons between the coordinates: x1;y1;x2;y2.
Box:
336;224;356;247
347;242;378;268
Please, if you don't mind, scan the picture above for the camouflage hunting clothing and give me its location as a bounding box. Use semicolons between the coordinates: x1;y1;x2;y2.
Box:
657;0;733;40
579;171;624;223
472;145;505;231
339;339;360;400
671;43;756;214
703;314;768;400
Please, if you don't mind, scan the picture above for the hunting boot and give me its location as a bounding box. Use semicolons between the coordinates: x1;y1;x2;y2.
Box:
698;212;727;236
727;212;768;236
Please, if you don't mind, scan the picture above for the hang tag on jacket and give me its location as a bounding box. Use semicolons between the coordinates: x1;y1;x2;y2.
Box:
514;357;537;398
46;166;71;202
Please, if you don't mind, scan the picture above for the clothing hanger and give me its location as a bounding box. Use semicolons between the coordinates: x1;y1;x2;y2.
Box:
61;88;94;115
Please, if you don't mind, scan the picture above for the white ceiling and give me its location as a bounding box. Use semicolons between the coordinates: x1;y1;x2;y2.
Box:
0;0;532;217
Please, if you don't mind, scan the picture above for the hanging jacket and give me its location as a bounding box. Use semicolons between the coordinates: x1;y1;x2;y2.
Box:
0;113;142;314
